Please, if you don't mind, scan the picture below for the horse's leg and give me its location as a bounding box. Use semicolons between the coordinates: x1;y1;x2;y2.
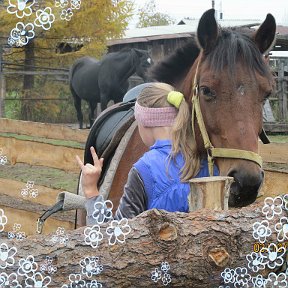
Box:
70;82;84;129
100;93;109;112
73;96;83;129
88;101;97;128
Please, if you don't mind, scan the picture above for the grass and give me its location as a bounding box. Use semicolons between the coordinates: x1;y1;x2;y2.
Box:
0;163;79;192
268;135;288;143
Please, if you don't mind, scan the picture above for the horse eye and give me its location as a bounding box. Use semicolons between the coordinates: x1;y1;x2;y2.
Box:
200;86;216;100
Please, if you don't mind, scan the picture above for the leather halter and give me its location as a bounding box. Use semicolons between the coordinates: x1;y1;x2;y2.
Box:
191;55;263;176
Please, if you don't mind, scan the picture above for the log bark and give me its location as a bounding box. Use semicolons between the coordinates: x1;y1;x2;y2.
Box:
1;199;285;287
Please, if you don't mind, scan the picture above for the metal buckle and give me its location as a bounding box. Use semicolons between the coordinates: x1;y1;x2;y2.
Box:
36;218;44;234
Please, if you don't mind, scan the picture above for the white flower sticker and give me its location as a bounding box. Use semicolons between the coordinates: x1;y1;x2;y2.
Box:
7;0;35;18
106;218;131;245
17;255;38;276
0;272;21;288
8;223;26;241
25;272;51;288
162;272;171;286
221;268;235;284
86;280;103;288
84;225;103;248
40;256;57;274
20;181;38;199
246;252;265;272
0;148;7;166
151;261;172;286
0;243;17;269
55;0;68;8
233;267;251;288
80;256;103;278
275;216;288;242
10;22;35;46
34;7;55;31
92;199;113;224
252;220;272;243
262;196;283;220
61;273;86;288
260;243;286;269
266;272;287;287
251;274;267;288
151;267;161;283
71;0;81;10
282;194;288;211
0;209;8;232
51;227;69;245
60;8;73;21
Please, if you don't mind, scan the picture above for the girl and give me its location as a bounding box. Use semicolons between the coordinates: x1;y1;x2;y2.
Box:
76;83;218;224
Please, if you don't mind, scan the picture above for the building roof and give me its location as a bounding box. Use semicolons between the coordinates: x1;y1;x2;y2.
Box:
107;20;288;51
108;19;261;46
177;18;261;28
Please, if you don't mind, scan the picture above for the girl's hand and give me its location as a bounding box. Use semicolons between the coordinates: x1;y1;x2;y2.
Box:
76;146;104;199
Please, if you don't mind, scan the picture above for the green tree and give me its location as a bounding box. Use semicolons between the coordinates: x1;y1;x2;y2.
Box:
136;0;175;28
0;0;133;120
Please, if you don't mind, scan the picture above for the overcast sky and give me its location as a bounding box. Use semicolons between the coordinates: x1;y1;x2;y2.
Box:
130;0;288;27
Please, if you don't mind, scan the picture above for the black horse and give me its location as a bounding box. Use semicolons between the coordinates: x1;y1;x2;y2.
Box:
69;48;152;128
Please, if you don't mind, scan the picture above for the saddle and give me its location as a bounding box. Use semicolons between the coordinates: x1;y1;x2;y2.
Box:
84;101;136;187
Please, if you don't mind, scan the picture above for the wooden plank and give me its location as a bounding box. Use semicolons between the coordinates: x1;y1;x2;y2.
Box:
258;169;288;198
264;123;288;133
0;136;83;172
0;205;74;236
0;118;89;143
259;142;288;164
0;178;62;206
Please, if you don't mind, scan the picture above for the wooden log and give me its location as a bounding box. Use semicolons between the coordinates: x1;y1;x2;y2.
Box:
1;200;285;287
189;176;234;211
0;136;83;172
0;118;89;143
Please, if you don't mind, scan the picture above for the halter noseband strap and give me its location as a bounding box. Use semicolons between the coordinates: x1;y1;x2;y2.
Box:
191;55;263;176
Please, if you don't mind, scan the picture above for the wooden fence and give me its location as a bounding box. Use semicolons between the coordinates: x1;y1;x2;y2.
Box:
0;119;89;235
0;119;287;236
267;57;288;132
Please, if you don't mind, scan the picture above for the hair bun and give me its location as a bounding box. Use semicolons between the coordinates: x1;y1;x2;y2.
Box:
167;91;184;108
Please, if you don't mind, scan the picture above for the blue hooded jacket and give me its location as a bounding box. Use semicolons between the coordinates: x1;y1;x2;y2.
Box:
133;139;219;212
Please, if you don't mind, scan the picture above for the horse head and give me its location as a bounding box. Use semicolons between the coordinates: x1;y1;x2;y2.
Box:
184;9;276;207
133;49;153;81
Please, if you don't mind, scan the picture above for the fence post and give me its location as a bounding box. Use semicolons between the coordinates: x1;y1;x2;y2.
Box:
0;45;5;118
283;59;288;122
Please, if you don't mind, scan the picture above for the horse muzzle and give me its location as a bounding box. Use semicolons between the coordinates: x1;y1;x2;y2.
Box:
227;167;264;207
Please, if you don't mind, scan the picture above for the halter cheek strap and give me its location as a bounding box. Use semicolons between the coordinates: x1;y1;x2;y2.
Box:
191;55;263;176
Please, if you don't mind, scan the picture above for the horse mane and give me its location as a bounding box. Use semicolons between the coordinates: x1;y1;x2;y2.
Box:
148;37;200;85
206;27;273;81
149;27;273;86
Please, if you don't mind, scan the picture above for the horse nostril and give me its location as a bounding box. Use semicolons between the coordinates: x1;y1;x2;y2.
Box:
228;170;241;188
227;168;264;207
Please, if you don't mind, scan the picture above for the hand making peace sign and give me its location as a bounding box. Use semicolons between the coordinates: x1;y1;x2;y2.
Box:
76;146;104;199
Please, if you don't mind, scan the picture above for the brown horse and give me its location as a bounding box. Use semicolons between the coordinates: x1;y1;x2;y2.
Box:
75;8;276;226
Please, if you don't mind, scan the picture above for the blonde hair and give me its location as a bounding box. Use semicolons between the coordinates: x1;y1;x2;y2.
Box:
137;82;200;181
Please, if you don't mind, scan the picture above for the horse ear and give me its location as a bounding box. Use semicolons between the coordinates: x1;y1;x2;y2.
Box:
197;9;219;53
254;14;276;54
134;49;145;57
